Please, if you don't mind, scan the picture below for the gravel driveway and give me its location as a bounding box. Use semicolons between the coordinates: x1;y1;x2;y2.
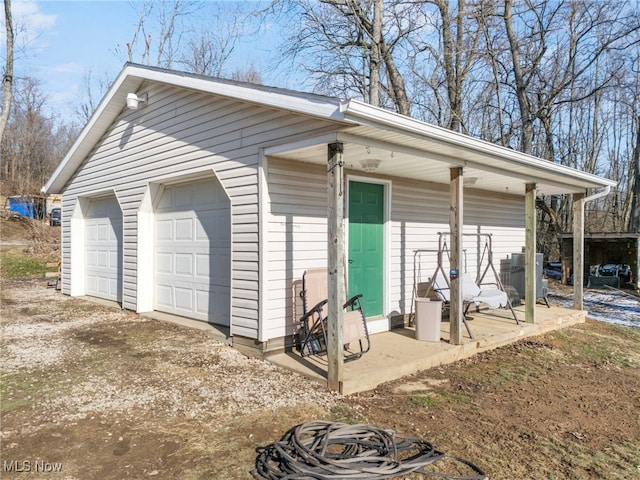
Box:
1;279;338;424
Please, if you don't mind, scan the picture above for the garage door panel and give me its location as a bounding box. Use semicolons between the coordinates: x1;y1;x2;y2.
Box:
97;250;110;268
85;196;122;302
86;224;97;241
97;277;110;296
211;254;231;280
175;218;193;240
174;287;194;311
154;285;231;317
174;253;193;276
211;289;231;322
195;253;209;277
156;253;172;274
195;290;209;315
195;220;208;241
86;276;96;293
194;182;219;204
195;288;230;319
109;251;119;269
155;285;173;308
86;250;97;267
97;224;111;241
154;179;231;325
87;270;114;297
197;210;231;245
156;219;173;240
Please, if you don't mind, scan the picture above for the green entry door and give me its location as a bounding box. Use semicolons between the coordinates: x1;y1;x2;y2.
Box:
348;181;384;317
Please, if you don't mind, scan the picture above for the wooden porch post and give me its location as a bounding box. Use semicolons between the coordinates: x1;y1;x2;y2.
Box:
327;142;345;392
572;192;585;310
449;167;463;345
525;183;537;323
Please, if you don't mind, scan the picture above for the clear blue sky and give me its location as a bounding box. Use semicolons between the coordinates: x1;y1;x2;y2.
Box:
5;0;283;121
18;1;132;118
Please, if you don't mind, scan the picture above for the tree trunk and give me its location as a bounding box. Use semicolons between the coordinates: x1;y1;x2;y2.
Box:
629;116;640;232
0;0;14;143
379;40;411;116
503;0;533;154
369;0;382;107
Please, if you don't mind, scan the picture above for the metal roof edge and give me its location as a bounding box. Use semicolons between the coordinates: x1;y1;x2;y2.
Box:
342;99;617;190
124;64;345;119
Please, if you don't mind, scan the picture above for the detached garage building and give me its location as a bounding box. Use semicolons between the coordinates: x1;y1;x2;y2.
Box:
44;63;616;356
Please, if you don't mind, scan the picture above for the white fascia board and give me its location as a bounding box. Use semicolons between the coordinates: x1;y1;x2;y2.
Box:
342;99;617;190
263;133;340;157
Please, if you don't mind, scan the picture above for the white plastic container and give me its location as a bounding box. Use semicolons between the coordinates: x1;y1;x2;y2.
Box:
415;298;442;342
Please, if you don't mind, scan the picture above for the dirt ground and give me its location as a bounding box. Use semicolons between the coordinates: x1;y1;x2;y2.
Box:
1;217;640;479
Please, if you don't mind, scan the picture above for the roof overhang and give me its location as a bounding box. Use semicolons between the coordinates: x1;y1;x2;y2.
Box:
44;63;616;197
266;100;617;196
559;233;640;240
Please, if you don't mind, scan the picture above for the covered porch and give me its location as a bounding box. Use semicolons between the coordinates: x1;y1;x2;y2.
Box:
268;303;586;395
263;100;616;392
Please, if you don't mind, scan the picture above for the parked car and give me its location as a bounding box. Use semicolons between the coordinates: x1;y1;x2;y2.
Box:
593;263;632;285
543;262;562;280
49;207;61;226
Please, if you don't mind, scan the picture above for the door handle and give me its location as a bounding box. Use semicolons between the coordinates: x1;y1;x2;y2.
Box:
348;259;354;264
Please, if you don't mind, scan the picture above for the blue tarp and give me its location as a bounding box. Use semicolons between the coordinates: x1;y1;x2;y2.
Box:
7;196;35;218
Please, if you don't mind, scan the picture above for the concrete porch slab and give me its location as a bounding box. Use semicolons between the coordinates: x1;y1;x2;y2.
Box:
266;304;586;395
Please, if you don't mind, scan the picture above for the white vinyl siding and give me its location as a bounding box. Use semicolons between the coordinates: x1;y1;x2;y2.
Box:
60;83;338;339
265;158;525;341
266;160;329;341
390;178;526;315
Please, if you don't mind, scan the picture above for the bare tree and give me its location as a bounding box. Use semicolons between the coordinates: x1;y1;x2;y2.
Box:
475;0;511;146
120;0;199;68
122;1;153;64
629;115;640;232
500;0;640;157
116;1;261;82
74;70;113;123
369;0;383;106
1;77;77;194
337;0;412;114
230;64;263;84
1;0;14;142
409;0;483;132
269;0;417;115
178;3;249;77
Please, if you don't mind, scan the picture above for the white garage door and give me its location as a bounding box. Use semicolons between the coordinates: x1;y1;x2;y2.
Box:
154;178;231;325
85;196;122;302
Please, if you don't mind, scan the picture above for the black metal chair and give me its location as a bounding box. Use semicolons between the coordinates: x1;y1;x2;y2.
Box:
297;268;371;362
